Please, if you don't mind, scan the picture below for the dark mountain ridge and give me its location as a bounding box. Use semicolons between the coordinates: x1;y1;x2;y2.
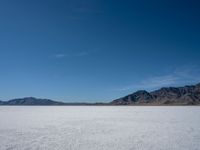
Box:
0;83;200;105
111;83;200;105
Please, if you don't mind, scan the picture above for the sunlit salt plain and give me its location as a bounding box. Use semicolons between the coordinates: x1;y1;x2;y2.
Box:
0;106;200;150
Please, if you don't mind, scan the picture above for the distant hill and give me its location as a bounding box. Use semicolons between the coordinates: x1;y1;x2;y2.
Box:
1;97;65;105
111;83;200;105
0;97;107;106
0;100;3;105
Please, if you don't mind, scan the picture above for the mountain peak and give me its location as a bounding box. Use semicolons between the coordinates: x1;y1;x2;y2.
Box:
5;97;64;105
111;83;200;105
196;83;200;87
134;90;149;95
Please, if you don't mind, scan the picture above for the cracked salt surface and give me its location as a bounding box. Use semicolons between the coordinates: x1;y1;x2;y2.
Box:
0;106;200;150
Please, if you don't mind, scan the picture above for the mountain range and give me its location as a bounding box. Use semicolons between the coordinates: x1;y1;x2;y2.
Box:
0;97;64;105
0;83;200;105
111;83;200;105
0;97;105;106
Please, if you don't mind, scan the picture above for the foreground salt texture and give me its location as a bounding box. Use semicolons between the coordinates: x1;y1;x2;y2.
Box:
0;106;200;150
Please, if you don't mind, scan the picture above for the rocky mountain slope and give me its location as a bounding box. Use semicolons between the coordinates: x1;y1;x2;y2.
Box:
111;83;200;105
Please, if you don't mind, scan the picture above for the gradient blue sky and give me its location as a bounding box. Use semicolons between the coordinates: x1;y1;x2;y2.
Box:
0;0;200;102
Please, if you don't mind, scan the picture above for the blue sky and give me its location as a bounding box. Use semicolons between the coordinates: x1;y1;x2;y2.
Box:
0;0;200;102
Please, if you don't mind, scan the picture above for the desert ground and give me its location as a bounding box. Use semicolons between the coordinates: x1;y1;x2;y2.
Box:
0;106;200;150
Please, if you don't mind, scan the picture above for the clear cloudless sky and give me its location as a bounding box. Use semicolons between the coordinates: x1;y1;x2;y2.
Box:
0;0;200;102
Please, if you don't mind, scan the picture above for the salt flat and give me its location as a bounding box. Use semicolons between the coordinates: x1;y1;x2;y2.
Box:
0;106;200;150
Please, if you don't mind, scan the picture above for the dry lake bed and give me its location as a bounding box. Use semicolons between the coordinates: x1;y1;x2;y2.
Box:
0;106;200;150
